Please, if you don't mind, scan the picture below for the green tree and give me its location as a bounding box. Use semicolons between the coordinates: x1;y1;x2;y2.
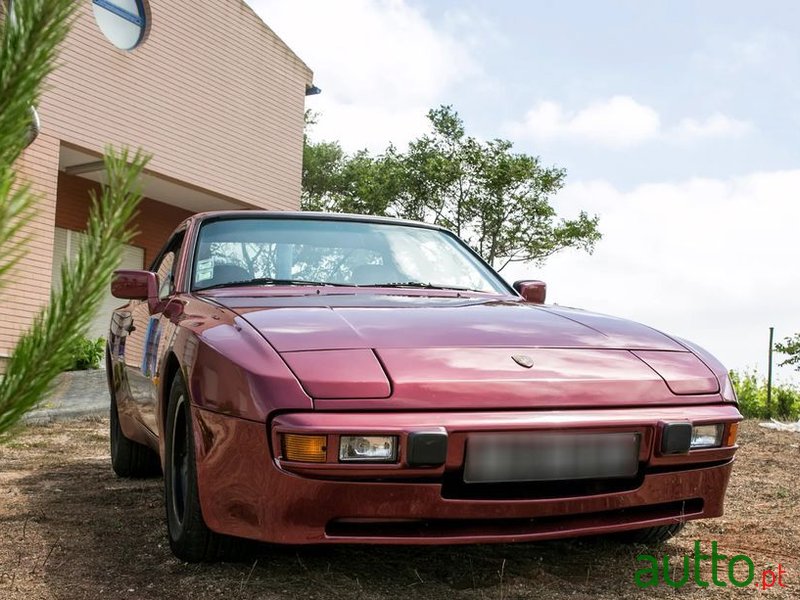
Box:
0;0;149;439
301;110;347;211
302;106;601;270
302;110;398;215
775;333;800;371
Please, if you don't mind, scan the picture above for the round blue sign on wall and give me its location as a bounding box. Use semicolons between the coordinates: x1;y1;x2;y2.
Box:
91;0;148;51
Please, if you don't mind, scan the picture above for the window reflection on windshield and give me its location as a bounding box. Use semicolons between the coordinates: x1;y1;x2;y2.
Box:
192;218;507;293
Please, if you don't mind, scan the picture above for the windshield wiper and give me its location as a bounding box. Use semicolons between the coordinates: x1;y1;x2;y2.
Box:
356;281;480;292
197;277;351;291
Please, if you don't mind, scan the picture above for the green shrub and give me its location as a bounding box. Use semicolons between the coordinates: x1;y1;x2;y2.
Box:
729;369;766;419
774;386;800;421
66;337;105;371
730;368;800;420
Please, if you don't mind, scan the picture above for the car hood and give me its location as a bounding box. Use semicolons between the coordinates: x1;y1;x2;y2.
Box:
212;293;685;352
208;293;721;407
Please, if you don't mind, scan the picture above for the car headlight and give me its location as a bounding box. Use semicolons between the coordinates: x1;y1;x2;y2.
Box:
339;435;397;462
691;424;724;449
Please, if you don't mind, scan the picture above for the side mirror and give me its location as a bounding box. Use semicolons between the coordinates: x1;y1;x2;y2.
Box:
513;279;547;304
112;270;159;312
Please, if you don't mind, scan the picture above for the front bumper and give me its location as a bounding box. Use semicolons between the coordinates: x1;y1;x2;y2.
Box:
192;404;740;545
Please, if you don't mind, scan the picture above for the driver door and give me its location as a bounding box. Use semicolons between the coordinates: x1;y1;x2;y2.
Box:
122;230;185;434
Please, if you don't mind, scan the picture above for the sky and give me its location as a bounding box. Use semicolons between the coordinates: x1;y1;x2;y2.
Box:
248;0;800;383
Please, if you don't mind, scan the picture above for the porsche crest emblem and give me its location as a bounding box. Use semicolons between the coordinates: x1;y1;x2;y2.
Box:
512;354;534;368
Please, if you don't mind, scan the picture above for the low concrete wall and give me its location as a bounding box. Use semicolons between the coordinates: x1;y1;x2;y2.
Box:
24;368;109;424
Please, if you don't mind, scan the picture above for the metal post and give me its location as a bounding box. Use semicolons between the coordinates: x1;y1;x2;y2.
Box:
767;326;774;415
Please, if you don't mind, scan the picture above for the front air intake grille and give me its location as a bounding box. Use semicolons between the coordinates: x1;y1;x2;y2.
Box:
325;499;704;539
441;470;645;500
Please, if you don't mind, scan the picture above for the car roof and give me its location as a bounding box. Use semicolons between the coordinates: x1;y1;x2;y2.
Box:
187;210;446;232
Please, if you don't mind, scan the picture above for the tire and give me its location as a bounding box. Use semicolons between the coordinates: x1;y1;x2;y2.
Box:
164;374;248;562
110;372;161;478
615;522;686;544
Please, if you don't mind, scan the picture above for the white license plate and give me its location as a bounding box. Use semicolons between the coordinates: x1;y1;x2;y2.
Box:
464;432;640;484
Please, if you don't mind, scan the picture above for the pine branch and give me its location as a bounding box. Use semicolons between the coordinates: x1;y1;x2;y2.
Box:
0;177;35;288
0;0;76;288
0;148;151;439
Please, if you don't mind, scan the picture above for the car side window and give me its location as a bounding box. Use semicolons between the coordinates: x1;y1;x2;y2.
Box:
153;231;185;300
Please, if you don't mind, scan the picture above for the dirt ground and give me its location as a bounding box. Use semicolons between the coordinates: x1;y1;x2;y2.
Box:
0;419;797;599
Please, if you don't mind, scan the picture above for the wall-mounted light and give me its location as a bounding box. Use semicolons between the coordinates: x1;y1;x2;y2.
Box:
24;106;40;148
305;84;322;96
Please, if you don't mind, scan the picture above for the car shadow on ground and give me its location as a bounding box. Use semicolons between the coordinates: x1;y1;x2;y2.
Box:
15;457;691;600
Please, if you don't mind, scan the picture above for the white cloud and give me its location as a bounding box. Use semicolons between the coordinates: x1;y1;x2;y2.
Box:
249;0;483;152
507;96;753;148
503;171;800;384
672;113;753;141
508;96;661;148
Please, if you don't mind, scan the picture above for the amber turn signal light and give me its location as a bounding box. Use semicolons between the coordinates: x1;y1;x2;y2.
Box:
281;434;327;463
724;422;739;447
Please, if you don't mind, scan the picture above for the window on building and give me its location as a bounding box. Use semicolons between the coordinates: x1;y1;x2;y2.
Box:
91;0;149;51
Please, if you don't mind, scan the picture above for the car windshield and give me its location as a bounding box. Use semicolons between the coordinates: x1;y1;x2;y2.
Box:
192;217;508;294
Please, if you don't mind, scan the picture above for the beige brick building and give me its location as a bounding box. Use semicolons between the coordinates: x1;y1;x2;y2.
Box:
2;0;313;369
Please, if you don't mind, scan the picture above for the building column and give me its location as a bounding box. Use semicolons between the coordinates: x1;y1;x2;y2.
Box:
0;134;59;372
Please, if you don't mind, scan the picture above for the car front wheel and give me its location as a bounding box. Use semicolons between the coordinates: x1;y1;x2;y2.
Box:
163;373;246;562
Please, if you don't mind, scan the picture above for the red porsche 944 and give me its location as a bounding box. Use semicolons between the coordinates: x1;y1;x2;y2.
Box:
107;211;741;562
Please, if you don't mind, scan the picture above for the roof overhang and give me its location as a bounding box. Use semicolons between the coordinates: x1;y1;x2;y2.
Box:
59;145;245;212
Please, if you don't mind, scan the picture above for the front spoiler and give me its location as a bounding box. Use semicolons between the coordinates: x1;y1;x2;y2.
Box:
191;405;739;545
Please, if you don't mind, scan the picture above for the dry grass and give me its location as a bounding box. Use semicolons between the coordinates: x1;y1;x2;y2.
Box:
0;419;797;599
